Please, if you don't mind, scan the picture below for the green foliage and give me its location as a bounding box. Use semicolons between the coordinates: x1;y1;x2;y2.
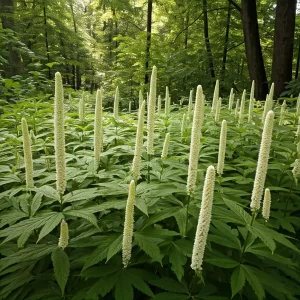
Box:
0;80;300;300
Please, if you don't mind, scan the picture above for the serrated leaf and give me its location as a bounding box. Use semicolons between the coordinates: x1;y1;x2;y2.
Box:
114;271;134;300
134;232;163;263
144;207;180;228
149;277;186;294
86;271;119;298
135;196;148;216
17;230;32;248
0;212;61;244
63;188;99;203
64;210;98;228
127;268;155;297
223;198;251;224
205;255;239;268
31;192;43;216
169;245;186;281
51;248;70;296
242;265;265;300
174;207;187;236
82;235;122;270
0;210;27;229
35;186;60;202
37;213;64;242
84;201;126;214
246;224;276;253
106;235;122;262
210;220;241;250
231;265;246;298
0;244;57;271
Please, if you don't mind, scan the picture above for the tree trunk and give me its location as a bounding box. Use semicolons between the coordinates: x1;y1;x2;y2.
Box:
271;0;296;98
295;38;300;80
202;0;215;80
144;0;153;84
0;0;21;77
241;0;268;100
221;2;231;90
43;0;51;79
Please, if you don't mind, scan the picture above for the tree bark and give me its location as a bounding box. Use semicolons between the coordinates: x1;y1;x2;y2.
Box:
144;0;152;84
271;0;297;98
43;0;51;79
221;2;231;88
241;0;268;100
0;0;21;77
295;38;300;80
202;0;215;79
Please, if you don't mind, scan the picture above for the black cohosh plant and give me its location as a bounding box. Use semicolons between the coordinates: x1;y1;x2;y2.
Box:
0;72;299;300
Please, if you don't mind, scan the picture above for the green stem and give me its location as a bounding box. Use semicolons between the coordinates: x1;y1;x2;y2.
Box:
184;194;191;237
60;194;63;212
147;154;151;183
284;180;294;217
240;212;256;263
159;160;165;180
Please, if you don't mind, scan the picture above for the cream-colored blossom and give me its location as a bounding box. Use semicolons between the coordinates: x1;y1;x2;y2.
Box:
234;99;240;118
292;159;300;178
214;97;222;123
262;188;271;222
297;142;300;157
21;118;34;188
187;85;205;195
114;86;119;119
217;120;227;176
250;110;275;212
54;72;66;195
132;100;146;179
181;113;187;138
296;117;300;137
79;92;85;122
165;86;170;116
297;93;300;116
211;80;219;113
94;89;103;169
269;83;274;104
188;90;193;119
146;66;157;155
228;88;234;111
239;89;246;125
58;219;69;249
139;90;143;109
122;180;136;268
279;100;286;126
157;95;161;115
191;165;215;271
161;133;170;160
248;81;255;122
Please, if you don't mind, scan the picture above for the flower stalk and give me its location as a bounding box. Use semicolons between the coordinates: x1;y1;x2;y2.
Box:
217;120;227;176
122;180;136;268
94;89;103;170
21;117;34;188
54;72;66;196
132;100;146;180
262;188;271;222
250;110;275;212
58;219;69;249
191;165;215;271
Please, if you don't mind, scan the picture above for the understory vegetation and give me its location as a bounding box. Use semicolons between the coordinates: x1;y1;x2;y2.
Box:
0;72;300;300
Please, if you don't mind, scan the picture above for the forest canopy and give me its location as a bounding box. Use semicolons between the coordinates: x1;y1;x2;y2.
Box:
0;0;299;102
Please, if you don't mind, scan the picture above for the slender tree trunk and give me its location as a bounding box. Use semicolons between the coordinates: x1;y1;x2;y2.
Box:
70;0;81;89
241;0;268;100
0;0;21;77
295;38;300;79
221;2;231;89
271;0;297;98
202;0;215;79
43;0;51;79
144;0;153;84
